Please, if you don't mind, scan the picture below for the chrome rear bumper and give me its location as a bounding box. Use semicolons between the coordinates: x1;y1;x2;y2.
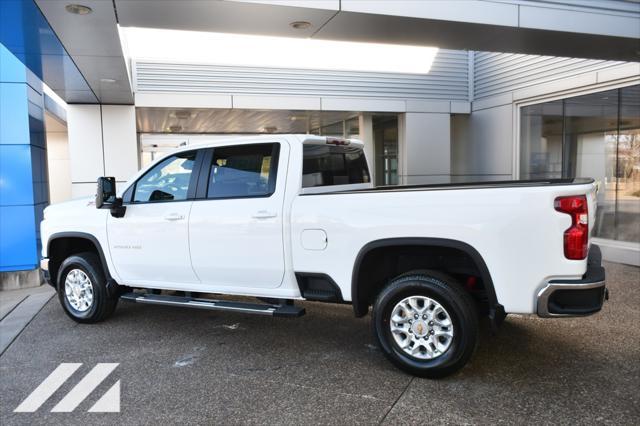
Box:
537;245;607;317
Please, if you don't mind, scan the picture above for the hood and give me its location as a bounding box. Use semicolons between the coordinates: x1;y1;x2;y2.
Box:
44;196;95;219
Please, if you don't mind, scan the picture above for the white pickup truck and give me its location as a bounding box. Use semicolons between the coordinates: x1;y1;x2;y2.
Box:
40;135;607;377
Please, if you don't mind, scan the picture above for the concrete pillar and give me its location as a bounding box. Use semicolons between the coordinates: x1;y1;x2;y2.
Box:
400;112;451;185
0;44;47;280
67;105;138;197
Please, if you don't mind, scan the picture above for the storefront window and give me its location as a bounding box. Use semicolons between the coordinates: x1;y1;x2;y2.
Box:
373;116;399;186
520;100;563;179
520;85;640;243
616;85;640;242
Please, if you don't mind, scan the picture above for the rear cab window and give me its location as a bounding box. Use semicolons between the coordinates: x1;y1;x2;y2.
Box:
302;144;371;192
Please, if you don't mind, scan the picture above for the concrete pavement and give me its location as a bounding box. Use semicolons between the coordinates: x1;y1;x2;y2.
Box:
0;261;638;425
0;285;55;356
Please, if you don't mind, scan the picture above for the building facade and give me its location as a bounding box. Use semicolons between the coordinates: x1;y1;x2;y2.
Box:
52;50;640;268
1;0;639;287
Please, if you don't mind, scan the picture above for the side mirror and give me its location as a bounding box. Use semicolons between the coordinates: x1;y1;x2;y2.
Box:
96;177;116;209
96;177;126;218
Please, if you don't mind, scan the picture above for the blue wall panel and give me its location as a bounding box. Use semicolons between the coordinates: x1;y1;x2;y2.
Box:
0;83;29;144
0;42;47;272
0;206;37;272
0;42;27;83
0;145;35;206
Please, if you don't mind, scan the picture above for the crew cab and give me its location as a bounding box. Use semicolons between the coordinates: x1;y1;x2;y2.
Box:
40;135;607;377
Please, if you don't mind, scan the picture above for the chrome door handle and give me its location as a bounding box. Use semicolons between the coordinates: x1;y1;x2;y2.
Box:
164;212;185;221
252;210;277;219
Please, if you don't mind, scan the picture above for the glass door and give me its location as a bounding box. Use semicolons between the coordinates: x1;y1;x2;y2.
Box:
373;116;399;186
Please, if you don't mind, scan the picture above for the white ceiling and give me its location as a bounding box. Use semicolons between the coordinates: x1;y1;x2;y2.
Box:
33;0;640;105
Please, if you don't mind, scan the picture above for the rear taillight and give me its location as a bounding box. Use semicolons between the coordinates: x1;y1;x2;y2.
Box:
554;195;589;260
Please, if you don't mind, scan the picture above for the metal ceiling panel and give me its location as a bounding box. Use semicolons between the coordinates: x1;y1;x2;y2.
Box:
34;0;133;104
0;0;97;103
115;0;339;38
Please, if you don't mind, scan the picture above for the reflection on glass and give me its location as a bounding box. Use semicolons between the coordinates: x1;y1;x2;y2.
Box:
564;89;619;240
616;86;640;242
520;100;563;179
519;84;639;243
373;116;399;186
345;117;360;139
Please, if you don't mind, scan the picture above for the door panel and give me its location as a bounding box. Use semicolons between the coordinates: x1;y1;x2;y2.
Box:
108;201;197;285
107;150;200;286
189;142;286;289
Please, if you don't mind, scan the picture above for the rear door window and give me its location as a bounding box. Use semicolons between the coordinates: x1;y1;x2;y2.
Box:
206;143;280;199
302;145;370;188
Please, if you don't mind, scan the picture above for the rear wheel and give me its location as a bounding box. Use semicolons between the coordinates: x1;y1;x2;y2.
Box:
57;252;118;323
372;270;478;378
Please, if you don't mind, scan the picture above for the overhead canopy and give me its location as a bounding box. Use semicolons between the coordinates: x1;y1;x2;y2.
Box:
2;0;638;104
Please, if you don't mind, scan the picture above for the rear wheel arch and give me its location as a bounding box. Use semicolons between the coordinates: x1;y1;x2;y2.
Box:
47;232;113;289
351;238;502;322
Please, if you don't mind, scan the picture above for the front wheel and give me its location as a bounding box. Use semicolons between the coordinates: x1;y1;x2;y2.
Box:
372;271;478;378
57;252;118;323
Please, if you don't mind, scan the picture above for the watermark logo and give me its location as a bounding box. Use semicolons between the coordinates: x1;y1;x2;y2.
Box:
14;363;120;413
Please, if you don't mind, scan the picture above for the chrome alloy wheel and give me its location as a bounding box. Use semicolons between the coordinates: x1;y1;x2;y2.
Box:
64;269;94;312
389;296;454;360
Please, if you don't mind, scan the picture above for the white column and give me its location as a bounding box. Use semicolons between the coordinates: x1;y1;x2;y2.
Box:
67;105;137;198
358;113;375;183
67;105;104;198
401;113;451;185
102;106;138;183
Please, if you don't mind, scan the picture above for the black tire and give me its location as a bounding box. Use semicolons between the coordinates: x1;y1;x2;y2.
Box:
372;270;478;378
57;252;118;323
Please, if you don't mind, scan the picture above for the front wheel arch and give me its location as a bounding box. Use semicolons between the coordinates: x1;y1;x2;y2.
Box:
47;232;114;290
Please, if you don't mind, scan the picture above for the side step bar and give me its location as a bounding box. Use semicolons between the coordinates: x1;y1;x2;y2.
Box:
120;292;305;318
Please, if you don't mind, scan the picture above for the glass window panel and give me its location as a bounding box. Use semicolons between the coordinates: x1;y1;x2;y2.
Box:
616;85;640;242
373;116;399;186
564;89;619;240
302;145;370;187
519;84;640;243
345;117;360;139
133;151;196;203
520;100;563;179
207;143;279;199
319;121;344;137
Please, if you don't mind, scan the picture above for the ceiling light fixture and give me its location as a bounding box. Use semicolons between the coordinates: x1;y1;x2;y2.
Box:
289;21;312;30
65;4;92;15
120;27;439;74
100;78;116;83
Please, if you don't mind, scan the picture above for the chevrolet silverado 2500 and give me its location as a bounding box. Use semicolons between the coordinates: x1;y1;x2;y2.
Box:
40;135;607;377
